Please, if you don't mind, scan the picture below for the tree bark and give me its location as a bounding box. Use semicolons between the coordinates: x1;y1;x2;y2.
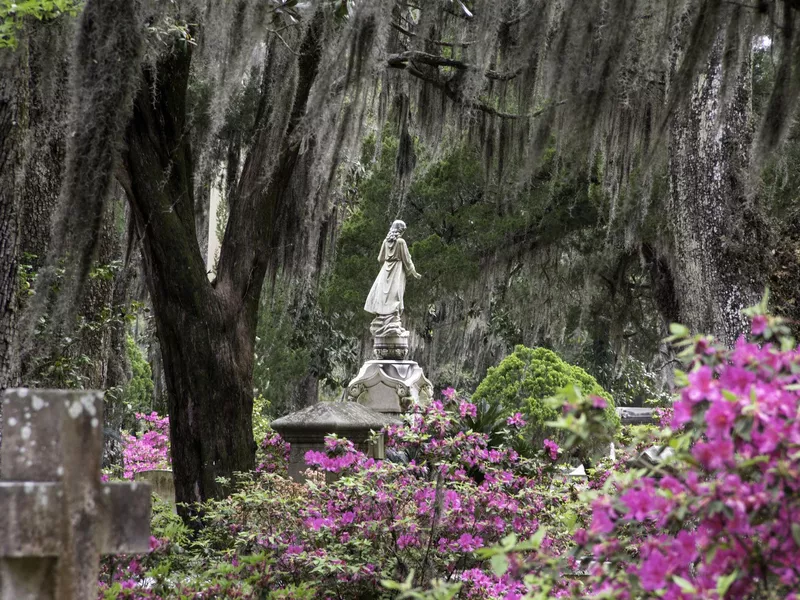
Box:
0;48;27;396
75;201;123;389
18;22;71;273
663;37;769;345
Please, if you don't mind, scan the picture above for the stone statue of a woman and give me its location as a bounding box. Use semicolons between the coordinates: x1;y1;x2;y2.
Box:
364;220;421;338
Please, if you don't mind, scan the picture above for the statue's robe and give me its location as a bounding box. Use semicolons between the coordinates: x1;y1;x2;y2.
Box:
364;237;417;315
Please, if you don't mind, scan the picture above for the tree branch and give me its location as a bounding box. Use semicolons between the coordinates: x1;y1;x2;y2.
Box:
388;50;523;81
122;46;214;315
402;62;561;120
216;11;325;312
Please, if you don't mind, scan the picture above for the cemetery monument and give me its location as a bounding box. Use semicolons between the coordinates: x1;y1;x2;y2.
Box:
347;220;433;413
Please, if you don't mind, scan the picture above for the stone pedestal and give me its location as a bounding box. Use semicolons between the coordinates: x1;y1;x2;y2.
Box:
271;402;399;483
346;360;432;414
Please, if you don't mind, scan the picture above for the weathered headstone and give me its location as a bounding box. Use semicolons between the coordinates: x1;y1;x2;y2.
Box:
637;445;674;466
616;406;657;425
135;469;176;511
0;389;151;600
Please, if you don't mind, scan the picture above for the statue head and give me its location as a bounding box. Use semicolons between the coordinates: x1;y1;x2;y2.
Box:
386;220;407;242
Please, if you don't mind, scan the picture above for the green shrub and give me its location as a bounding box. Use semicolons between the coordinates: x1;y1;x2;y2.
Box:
252;394;271;444
472;345;619;458
121;335;154;414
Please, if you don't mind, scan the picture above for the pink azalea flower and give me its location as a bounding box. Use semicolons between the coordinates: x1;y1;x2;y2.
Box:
543;438;559;460
590;395;608;409
506;412;527;428
638;549;670;591
751;314;768;336
620;487;654;521
459;400;478;419
456;533;484;552
692;439;734;471
704;400;737;439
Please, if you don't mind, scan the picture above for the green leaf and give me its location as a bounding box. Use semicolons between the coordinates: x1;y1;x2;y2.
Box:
737;455;769;469
514;527;547;551
672;575;696;594
382;571;414;592
490;553;509;576
669;323;689;337
716;570;738;597
559;509;577;531
792;523;800;547
500;533;517;549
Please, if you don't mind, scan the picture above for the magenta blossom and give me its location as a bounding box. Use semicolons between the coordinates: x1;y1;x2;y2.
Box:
506;412;527;428
751;314;768;336
459;400;478;419
590;395;608;409
543;438;559;460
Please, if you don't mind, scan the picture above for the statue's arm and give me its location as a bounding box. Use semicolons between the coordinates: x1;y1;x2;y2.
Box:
399;239;421;278
378;241;387;263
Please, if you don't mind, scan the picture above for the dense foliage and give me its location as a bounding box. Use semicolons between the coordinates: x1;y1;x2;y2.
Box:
117;336;155;416
101;395;580;599
4;1;800;597
0;0;80;47
449;309;800;600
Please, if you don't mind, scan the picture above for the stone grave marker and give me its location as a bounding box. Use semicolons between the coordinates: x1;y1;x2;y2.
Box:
271;401;399;482
0;388;152;600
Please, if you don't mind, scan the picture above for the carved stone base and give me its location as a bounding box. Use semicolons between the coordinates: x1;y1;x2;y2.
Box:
373;333;409;360
346;360;433;414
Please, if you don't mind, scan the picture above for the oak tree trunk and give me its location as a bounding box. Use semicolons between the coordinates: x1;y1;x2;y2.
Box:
122;45;255;509
122;16;323;514
663;38;769;345
0;51;24;395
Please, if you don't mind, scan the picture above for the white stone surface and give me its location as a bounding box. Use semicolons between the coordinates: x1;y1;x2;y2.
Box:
346;360;432;413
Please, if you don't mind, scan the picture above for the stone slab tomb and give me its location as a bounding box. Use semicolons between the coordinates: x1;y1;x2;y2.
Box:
135;469;176;511
0;389;151;600
271;401;399;482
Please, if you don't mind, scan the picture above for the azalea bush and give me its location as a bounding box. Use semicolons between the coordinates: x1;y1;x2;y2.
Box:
100;394;598;599
577;311;800;599
458;308;800;600
122;412;171;480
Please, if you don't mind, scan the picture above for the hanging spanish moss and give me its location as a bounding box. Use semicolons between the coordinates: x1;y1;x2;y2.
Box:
25;0;800;335
25;0;143;338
